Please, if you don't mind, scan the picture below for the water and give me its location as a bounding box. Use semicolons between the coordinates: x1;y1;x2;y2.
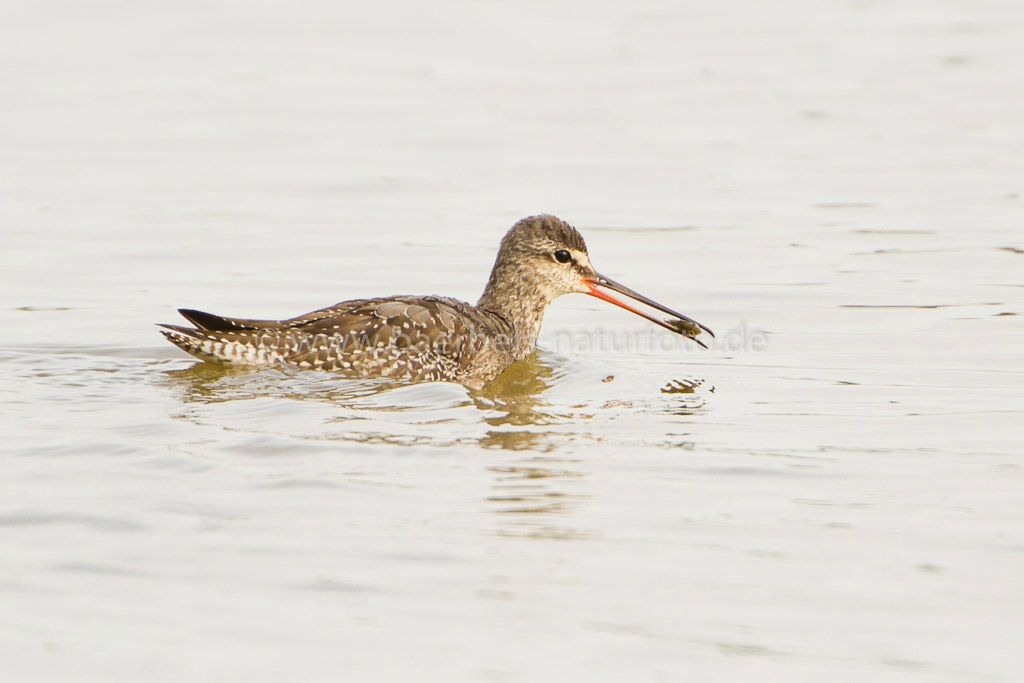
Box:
2;1;1023;680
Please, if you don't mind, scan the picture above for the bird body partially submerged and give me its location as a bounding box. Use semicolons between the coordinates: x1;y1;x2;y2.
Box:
160;296;516;388
160;215;712;388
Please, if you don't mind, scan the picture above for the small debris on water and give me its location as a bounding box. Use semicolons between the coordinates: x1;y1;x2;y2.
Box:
661;378;702;394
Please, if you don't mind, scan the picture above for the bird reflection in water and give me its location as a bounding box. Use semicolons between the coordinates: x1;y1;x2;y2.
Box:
162;352;578;451
164;354;592;538
484;455;591;541
163;362;407;406
470;356;592;539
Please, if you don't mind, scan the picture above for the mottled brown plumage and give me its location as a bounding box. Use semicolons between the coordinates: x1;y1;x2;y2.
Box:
159;214;712;388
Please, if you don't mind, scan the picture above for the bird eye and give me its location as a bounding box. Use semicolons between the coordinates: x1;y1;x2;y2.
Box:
553;249;572;264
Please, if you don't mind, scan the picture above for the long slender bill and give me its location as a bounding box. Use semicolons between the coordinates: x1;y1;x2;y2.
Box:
584;274;714;348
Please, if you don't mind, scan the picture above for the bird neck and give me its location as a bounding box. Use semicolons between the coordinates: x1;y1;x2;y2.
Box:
477;266;551;360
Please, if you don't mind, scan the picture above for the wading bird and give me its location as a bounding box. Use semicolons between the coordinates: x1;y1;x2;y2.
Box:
159;215;712;389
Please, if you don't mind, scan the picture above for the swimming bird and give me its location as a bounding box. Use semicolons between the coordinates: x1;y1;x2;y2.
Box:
159;215;712;389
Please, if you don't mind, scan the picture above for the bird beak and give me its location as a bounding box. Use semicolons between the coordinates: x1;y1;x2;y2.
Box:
583;273;714;348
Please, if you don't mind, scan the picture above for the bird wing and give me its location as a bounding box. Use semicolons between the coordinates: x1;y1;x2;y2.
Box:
280;296;486;377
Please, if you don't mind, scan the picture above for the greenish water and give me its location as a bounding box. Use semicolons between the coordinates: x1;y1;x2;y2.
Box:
2;1;1022;681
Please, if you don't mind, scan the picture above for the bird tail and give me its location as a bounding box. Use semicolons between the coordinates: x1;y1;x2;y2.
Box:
158;309;287;365
158;324;232;363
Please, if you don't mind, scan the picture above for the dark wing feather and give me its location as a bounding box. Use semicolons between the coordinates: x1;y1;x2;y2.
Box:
178;308;281;331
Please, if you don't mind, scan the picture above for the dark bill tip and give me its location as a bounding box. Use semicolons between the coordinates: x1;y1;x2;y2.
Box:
584;274;713;347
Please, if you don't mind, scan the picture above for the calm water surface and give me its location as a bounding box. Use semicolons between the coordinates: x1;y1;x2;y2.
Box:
2;1;1022;681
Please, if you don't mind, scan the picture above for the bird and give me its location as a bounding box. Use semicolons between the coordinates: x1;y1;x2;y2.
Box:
159;214;713;389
